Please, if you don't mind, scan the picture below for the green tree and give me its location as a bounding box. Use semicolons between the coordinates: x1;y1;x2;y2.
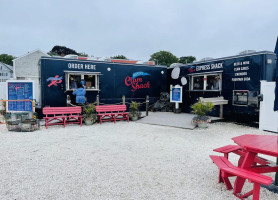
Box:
111;55;127;59
149;51;178;67
0;54;15;65
179;56;196;64
48;45;78;56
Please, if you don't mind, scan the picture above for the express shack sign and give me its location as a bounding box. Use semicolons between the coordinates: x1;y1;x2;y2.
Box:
187;62;224;73
125;71;150;92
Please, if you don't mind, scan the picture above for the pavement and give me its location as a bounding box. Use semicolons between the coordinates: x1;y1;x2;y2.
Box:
137;112;221;129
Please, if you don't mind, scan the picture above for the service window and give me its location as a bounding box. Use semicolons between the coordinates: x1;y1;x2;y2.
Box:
190;73;222;91
233;90;248;106
192;76;204;90
65;72;99;91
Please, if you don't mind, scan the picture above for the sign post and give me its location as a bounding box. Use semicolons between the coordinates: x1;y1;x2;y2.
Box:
170;85;183;112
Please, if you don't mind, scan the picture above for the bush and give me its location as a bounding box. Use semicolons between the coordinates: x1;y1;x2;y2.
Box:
191;100;214;116
129;101;139;117
191;100;214;124
84;104;96;118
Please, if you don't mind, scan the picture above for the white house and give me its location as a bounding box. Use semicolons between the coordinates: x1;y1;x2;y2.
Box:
0;62;13;82
13;49;50;107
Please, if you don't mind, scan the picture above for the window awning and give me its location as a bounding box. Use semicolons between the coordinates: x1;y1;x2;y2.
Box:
64;70;102;75
187;70;223;76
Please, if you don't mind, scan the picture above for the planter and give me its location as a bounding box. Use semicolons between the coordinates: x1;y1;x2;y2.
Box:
130;116;138;121
197;121;208;128
85;118;93;125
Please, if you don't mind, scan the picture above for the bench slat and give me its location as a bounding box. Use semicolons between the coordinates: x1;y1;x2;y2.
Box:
210;155;272;185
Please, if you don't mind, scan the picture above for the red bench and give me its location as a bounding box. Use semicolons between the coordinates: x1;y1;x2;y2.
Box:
96;105;129;124
210;155;273;200
213;145;273;166
43;106;83;129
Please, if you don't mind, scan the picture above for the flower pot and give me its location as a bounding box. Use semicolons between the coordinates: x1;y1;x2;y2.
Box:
130;116;138;121
85;118;93;125
197;121;208;128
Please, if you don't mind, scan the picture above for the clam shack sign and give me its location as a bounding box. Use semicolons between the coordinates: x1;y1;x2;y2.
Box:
125;71;150;92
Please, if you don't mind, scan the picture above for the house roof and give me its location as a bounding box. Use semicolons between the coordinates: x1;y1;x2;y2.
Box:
0;62;13;72
13;49;50;61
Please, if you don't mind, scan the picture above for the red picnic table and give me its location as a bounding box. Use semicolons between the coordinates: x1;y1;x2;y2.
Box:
232;134;278;196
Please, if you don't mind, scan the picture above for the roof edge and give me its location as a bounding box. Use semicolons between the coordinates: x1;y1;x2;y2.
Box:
13;49;50;61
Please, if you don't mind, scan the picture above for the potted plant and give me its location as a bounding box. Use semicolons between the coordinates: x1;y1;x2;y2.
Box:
129;101;140;121
191;100;214;128
83;104;97;125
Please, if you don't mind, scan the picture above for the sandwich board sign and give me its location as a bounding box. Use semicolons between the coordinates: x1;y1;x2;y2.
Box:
6;80;34;112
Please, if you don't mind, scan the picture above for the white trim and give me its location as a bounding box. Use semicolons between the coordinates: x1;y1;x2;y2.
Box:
13;49;50;61
64;72;100;91
63;70;101;74
190;73;222;91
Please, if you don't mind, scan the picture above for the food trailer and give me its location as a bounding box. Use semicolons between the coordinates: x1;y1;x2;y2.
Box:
40;57;167;110
169;51;277;121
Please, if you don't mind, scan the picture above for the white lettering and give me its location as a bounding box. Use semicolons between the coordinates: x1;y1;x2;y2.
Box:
235;72;247;76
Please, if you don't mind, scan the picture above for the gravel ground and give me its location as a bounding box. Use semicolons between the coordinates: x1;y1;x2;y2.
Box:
0;122;278;200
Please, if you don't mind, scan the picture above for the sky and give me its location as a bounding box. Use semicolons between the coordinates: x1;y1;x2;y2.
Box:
1;0;278;61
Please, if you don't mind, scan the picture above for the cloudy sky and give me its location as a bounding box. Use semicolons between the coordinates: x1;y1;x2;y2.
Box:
1;0;278;61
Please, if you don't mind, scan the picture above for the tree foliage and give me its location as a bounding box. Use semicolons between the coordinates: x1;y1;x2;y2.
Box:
111;55;127;59
78;52;88;57
48;45;78;56
149;51;178;67
0;54;15;65
179;56;196;64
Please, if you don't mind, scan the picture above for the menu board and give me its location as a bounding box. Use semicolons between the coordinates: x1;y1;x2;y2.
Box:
7;81;34;112
170;86;183;103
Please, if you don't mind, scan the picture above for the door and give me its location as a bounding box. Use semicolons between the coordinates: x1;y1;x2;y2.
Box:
259;81;278;132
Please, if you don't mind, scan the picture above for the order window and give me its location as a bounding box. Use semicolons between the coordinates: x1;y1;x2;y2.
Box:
190;74;222;91
65;72;99;91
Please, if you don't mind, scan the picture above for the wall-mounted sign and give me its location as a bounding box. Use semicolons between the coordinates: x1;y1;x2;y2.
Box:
170;86;182;103
125;71;150;92
6;80;34;112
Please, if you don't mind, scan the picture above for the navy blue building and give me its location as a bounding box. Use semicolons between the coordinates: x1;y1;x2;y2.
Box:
40;57;167;108
169;51;277;121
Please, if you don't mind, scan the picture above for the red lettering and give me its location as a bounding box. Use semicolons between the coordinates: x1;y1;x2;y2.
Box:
125;76;150;92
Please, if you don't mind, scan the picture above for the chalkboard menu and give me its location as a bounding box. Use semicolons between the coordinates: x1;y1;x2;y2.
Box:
7;81;34;112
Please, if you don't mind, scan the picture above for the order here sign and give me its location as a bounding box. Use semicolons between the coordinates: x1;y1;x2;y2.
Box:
170;85;182;103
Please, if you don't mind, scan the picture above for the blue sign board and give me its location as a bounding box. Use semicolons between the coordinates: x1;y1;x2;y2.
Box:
7;81;34;112
170;86;182;103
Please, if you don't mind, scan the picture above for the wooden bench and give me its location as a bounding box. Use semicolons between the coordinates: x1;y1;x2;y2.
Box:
96;105;129;124
43;107;83;129
210;155;273;200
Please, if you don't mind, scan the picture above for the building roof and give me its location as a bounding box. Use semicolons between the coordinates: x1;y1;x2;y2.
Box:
13;49;50;61
0;62;13;72
169;51;275;68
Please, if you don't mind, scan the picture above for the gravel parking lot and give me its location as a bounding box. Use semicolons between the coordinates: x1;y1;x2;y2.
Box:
0;122;277;200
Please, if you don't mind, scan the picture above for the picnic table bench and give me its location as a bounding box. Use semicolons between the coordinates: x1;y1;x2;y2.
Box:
96;105;129;124
210;155;273;200
43;106;83;129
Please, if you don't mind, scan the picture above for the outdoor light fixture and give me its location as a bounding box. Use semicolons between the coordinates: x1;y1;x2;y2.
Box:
161;71;164;74
107;67;111;71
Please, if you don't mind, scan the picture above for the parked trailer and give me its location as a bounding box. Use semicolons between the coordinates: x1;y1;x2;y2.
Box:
40;57;167;110
168;51;277;121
